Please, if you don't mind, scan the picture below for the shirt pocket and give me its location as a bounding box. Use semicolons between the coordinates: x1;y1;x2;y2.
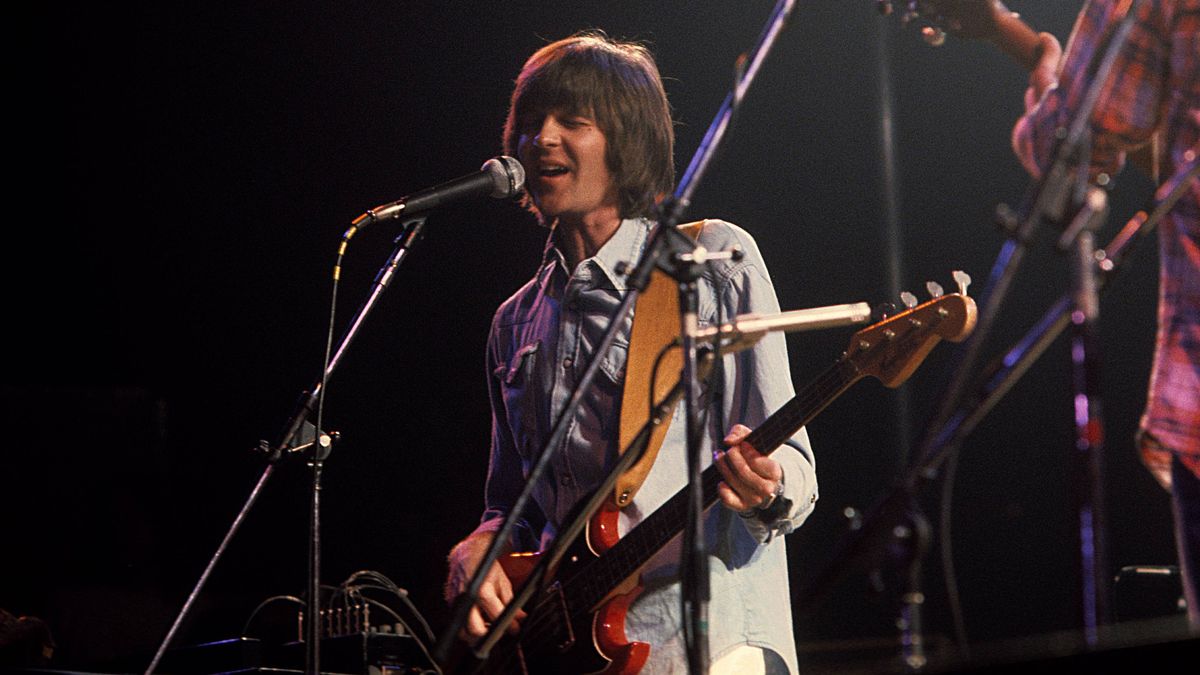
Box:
499;341;540;385
598;338;628;387
494;340;541;459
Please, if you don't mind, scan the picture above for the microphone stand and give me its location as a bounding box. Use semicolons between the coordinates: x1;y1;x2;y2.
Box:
920;2;1143;645
660;1;799;670
793;193;1159;665
796;0;1148;662
678;251;715;675
435;4;801;673
928;0;1144;437
145;215;428;675
795;160;1198;648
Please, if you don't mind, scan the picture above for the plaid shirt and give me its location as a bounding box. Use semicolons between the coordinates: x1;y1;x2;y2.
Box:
1014;0;1200;484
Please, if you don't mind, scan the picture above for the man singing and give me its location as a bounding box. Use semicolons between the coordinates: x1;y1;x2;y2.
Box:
445;32;818;673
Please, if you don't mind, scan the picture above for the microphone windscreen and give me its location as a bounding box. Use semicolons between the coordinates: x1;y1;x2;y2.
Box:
483;156;526;198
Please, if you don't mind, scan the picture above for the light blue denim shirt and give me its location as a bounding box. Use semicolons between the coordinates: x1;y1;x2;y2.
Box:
475;217;818;674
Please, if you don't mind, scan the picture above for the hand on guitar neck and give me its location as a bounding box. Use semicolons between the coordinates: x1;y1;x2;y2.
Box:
715;423;786;515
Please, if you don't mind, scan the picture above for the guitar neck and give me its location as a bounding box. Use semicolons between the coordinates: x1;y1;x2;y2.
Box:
573;357;863;611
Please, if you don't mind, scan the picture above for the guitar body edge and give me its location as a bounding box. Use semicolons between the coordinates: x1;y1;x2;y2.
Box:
593;585;649;675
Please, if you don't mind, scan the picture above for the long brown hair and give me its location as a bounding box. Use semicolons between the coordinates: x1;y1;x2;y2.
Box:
503;31;675;223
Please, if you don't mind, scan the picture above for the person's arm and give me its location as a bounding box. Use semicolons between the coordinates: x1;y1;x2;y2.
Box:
1012;31;1065;178
443;314;531;637
1013;0;1168;180
704;223;818;543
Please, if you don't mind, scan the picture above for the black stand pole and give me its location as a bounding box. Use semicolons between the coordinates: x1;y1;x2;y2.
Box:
898;501;931;672
297;216;427;675
679;275;709;675
1061;187;1111;644
304;456;323;673
658;3;798;669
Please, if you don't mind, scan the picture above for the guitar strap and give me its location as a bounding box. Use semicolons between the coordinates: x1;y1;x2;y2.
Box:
615;220;705;508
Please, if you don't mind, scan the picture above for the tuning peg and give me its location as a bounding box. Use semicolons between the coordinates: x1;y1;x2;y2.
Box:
873;302;898;322
952;270;972;296
925;281;944;298
899;291;918;309
921;25;947;46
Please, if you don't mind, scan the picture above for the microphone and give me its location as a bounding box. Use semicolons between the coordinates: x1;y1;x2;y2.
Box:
356;156;526;228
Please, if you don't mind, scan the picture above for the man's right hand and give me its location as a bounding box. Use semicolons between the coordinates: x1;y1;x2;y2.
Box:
445;532;526;639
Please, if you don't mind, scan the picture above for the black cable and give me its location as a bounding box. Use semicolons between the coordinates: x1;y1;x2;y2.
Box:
239;595;305;638
938;443;970;660
340;570;440;661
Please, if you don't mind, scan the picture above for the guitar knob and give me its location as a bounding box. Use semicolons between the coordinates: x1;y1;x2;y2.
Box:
921;25;947;47
899;291;918;309
925;281;944;298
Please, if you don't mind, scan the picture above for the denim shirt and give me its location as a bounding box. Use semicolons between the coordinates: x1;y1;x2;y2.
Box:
475;217;818;674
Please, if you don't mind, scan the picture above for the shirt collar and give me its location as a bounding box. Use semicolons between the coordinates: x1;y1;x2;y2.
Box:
540;218;650;290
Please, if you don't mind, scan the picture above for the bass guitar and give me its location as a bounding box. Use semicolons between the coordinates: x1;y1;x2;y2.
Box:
470;282;978;674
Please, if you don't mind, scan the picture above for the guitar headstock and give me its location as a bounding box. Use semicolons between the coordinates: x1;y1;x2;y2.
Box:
844;271;978;388
878;0;1011;42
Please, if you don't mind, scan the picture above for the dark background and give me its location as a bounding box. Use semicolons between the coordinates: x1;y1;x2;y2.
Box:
6;1;1184;671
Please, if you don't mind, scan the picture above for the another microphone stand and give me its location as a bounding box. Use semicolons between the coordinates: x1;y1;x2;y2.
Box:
795;1;1147;664
797;160;1197;671
661;1;799;670
794;195;1158;671
920;2;1143;645
145;215;428;675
